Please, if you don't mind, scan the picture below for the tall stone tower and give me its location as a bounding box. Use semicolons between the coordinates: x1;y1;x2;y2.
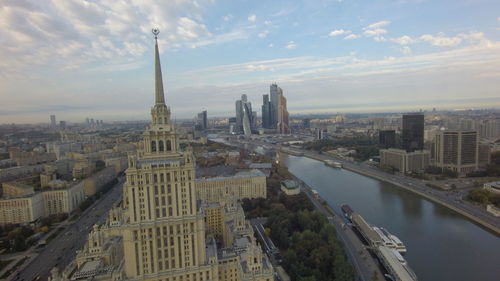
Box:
121;29;217;280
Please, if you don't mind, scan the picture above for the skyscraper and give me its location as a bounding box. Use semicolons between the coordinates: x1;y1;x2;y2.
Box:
50;115;56;128
268;83;289;134
51;29;275;281
261;94;271;129
196;110;208;130
119;29;219;279
402;114;424;152
277;93;290;134
269;83;280;127
235;94;253;135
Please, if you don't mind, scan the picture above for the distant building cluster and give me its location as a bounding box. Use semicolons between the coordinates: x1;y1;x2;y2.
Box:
378;112;496;176
228;83;290;136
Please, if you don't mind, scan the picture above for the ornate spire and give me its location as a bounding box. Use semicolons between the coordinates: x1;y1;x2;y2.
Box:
152;28;165;105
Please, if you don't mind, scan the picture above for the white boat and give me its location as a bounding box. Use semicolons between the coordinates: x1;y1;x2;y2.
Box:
373;227;407;254
324;160;342;168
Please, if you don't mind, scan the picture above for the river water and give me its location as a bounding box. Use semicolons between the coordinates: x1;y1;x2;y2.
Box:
237;141;500;281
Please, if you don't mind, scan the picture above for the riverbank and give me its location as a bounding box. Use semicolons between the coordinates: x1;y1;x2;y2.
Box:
295;150;500;236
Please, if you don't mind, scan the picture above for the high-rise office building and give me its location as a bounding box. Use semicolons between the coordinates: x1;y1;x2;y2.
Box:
269;83;280;128
402;114;424;152
50;115;56;128
379;130;396;149
267;83;289;134
196;110;208;130
261;94;271;129
235;95;253;136
277;93;290;134
434;130;479;175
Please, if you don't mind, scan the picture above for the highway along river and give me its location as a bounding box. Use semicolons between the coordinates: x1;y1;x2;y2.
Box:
275;152;500;281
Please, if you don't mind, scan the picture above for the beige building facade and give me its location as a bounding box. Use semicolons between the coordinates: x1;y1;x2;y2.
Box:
43;182;85;216
196;170;266;204
380;148;430;173
0;192;44;225
434;130;479;175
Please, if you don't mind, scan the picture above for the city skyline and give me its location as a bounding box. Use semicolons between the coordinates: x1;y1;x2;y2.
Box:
1;0;500;123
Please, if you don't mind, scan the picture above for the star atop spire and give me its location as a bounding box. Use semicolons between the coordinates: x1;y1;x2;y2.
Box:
153;28;165;105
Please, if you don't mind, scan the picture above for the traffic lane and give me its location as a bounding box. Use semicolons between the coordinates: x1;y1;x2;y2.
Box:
16;181;123;281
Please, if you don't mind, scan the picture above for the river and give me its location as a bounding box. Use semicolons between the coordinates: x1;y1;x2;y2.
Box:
235;141;500;281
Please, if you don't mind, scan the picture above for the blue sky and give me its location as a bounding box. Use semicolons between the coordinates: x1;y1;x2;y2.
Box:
1;0;500;123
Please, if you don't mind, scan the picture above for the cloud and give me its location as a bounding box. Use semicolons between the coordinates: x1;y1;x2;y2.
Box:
329;29;351;37
365;20;391;29
268;43;274;48
0;0;220;77
363;20;390;41
264;20;272;26
400;46;412;55
223;14;233;21
285;41;297;49
344;34;360;40
364;28;387;37
248;14;257;22
390;35;416;45
420;34;462;47
189;30;248;48
258;30;269;38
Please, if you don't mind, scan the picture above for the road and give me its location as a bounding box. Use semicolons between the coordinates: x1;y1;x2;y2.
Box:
12;177;124;281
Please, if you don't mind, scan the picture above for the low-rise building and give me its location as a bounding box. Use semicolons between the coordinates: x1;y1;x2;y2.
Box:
196;170;266;203
280;180;300;195
0;192;44;225
2;182;34;197
43;182;85;215
484;181;500;194
83;167;116;196
105;157;128;175
9;151;56;166
380;148;430;173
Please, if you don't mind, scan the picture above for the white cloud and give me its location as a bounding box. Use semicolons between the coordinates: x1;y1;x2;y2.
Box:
248;14;257;22
400;46;412;55
366;20;391;29
344;34;360;40
223;14;233;21
0;0;229;76
390;35;416;45
420;34;462;47
285;41;297;49
364;28;387;37
264;20;272;26
329;29;351;37
258;30;269;38
268;43;274;48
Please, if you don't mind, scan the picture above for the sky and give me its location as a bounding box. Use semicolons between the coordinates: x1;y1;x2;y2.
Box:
1;0;500;123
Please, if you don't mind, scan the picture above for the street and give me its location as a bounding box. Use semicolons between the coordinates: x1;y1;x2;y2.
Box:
12;177;124;281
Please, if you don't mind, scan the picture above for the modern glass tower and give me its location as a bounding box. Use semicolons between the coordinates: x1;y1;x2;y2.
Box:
402;114;424;152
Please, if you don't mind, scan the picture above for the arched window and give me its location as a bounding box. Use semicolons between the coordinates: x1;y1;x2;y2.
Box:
166;140;172;151
159;140;164;152
151;141;157;152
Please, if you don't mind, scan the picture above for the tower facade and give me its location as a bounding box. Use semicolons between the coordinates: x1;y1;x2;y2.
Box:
120;31;218;280
402;114;424;152
261;94;271;129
